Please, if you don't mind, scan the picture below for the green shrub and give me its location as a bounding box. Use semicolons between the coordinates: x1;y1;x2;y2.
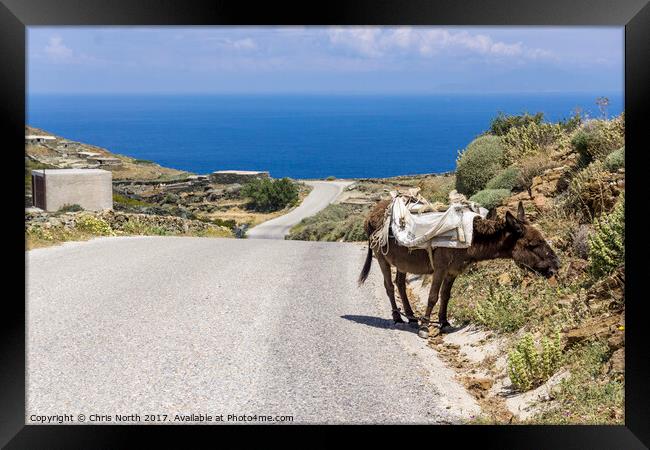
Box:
486;166;521;191
469;189;510;210
198;217;237;230
508;331;563;391
57;204;83;213
287;204;367;242
531;340;623;424
133;159;154;164
113;193;151;207
502;122;565;165
571;116;625;164
455;135;505;196
474;286;530;333
558;112;583;132
75;214;114;236
337;215;367;241
326;176;336;181
604;146;625;171
566;161;619;221
241;177;299;212
490;112;544;136
120;217;170;236
588;195;624;278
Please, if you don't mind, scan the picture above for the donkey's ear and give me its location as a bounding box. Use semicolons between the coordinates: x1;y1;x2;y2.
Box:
505;211;524;235
517;201;526;222
486;208;497;220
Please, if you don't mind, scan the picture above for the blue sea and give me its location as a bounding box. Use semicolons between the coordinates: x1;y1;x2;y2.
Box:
27;93;623;179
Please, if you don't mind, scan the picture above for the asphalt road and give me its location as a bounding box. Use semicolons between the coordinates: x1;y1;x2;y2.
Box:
26;237;478;424
246;180;354;239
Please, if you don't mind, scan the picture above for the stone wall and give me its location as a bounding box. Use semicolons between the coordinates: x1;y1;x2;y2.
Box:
209;171;269;184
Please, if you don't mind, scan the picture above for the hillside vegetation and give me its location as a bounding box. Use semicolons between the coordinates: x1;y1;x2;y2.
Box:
418;109;625;424
288;107;626;424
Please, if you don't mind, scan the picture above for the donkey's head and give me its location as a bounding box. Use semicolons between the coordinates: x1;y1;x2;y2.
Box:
505;202;560;278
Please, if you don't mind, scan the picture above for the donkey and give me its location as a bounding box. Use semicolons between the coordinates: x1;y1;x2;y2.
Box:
358;200;560;338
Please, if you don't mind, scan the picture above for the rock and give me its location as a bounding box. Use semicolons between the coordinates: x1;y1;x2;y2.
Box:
607;327;625;352
564;315;621;349
224;184;242;196
586;267;624;307
505;370;570;421
467;377;494;391
606;348;624;377
530;166;568;197
563;259;588;279
533;195;551;210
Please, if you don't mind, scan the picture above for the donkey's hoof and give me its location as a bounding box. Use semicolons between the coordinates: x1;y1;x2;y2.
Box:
392;314;405;324
408;318;419;327
438;322;454;334
418;327;430;339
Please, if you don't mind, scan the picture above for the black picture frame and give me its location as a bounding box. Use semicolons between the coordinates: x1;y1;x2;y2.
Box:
2;0;648;447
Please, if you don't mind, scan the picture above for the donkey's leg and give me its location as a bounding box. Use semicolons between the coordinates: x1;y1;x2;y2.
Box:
376;253;404;323
418;270;446;339
437;274;457;333
395;271;418;325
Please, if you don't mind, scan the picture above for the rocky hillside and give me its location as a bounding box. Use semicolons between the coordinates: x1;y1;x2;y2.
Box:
25;125;189;182
25;125;309;248
403;111;625;424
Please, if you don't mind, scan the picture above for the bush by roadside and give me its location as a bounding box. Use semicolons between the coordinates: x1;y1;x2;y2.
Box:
241;177;299;212
455;135;505;197
287;203;368;242
485;166;521;191
588;195;624;278
571;115;625;164
604;146;625;172
25;210;232;249
470;189;511;210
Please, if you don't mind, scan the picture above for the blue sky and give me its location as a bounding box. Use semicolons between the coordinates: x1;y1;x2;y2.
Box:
27;27;623;94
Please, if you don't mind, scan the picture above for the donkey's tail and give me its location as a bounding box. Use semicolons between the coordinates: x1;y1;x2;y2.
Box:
358;243;373;285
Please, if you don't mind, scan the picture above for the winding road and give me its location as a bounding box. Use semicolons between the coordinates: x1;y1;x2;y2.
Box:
25;180;478;424
246;180;354;239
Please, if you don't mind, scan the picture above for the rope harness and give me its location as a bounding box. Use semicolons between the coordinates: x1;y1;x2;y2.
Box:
390;307;441;325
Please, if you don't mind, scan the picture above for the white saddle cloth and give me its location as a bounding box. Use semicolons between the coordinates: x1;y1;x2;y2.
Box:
390;195;488;249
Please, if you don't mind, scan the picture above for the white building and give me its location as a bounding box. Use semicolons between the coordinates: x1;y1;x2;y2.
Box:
25;135;56;144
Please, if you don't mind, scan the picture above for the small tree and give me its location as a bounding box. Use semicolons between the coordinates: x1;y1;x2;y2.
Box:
489;112;544;136
455;135;505;197
241;177;299;212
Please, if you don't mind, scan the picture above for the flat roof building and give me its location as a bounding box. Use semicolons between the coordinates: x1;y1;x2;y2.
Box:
31;169;113;212
26;135;56;144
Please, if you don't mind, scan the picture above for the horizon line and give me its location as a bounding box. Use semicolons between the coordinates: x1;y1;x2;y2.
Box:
28;90;624;96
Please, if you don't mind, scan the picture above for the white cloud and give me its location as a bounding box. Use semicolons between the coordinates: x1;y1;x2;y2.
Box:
327;27;552;61
231;38;257;50
44;36;73;61
197;35;258;51
327;28;384;57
